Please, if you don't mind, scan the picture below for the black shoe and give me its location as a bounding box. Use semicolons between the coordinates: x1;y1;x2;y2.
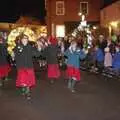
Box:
50;80;55;84
4;77;11;81
71;89;76;93
26;93;31;100
0;80;4;88
64;79;68;83
0;82;3;87
24;87;31;100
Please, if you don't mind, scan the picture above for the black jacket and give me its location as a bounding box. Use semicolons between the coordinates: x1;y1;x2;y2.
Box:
98;40;107;51
15;44;41;69
43;45;59;64
0;44;9;65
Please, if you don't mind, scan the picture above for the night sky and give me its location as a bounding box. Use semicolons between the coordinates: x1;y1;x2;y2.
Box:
0;0;116;22
0;0;45;22
104;0;115;5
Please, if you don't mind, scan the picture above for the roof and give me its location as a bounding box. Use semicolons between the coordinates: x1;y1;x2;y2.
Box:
101;0;119;9
16;16;46;25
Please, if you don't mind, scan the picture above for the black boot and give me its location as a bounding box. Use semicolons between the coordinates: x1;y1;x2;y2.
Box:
68;79;72;89
21;87;26;96
71;80;76;93
0;81;3;87
0;78;4;87
25;87;31;100
50;79;55;84
4;77;11;81
21;87;31;100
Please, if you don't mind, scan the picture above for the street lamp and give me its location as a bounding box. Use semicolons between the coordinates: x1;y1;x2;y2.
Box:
93;26;97;30
78;12;82;16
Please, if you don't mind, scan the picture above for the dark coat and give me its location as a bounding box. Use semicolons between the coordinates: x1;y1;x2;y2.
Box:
43;45;59;64
64;41;70;50
65;49;86;69
14;44;41;69
98;40;107;52
112;52;120;69
0;44;9;65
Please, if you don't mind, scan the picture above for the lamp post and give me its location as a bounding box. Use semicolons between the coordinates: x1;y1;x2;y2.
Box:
78;12;82;16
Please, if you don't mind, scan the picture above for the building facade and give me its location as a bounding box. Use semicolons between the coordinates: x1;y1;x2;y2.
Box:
46;0;103;37
101;0;120;35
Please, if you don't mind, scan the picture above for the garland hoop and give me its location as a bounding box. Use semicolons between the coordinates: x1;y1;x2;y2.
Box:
7;27;36;55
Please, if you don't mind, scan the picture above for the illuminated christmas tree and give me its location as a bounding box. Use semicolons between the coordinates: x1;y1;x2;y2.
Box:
71;13;92;49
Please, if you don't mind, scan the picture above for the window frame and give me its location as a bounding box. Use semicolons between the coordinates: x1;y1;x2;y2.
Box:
80;2;89;15
56;1;65;16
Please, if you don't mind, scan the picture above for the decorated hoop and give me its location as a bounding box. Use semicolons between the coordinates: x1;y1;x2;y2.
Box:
7;27;37;55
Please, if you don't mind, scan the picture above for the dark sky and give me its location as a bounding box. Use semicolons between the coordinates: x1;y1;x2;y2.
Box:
0;0;45;22
104;0;112;3
104;0;117;5
0;0;116;22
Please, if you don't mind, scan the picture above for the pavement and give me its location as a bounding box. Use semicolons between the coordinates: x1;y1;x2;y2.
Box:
0;69;120;120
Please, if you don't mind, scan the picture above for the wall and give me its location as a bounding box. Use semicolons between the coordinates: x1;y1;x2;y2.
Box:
101;0;120;35
101;1;120;26
47;0;103;36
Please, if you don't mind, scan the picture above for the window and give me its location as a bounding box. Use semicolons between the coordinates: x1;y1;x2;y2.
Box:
56;1;65;15
80;2;88;15
56;25;65;37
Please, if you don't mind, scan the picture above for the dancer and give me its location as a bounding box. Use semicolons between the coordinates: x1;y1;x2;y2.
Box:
0;36;11;87
13;34;41;99
36;37;47;70
43;36;60;84
65;41;86;92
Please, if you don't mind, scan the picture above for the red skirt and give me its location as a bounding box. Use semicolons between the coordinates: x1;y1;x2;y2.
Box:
48;64;60;79
16;68;36;87
66;66;81;81
0;64;11;78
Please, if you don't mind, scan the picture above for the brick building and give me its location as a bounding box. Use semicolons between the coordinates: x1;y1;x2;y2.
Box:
46;0;103;37
101;0;120;35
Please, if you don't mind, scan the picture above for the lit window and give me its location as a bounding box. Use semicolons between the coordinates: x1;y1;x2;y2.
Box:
56;25;65;37
80;2;88;15
56;1;65;15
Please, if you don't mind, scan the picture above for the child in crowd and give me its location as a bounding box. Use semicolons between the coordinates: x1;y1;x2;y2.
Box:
104;47;112;68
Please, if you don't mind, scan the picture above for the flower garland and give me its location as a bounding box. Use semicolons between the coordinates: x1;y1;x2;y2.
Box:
7;27;37;55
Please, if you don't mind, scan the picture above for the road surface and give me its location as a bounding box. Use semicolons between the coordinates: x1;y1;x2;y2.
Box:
0;69;120;120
